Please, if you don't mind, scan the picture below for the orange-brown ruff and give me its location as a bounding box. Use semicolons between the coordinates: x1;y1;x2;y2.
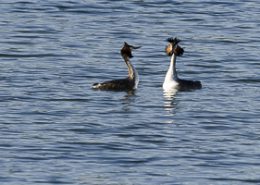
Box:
163;37;202;91
165;42;184;57
92;42;140;91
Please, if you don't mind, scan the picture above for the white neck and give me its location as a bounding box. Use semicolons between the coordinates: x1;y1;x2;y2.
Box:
133;65;139;89
165;53;178;81
125;58;139;89
163;54;178;90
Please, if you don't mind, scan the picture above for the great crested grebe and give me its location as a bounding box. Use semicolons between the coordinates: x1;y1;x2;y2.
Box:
92;42;140;91
163;37;202;91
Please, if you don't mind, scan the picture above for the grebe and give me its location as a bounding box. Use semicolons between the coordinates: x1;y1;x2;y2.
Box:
163;37;202;91
92;42;140;91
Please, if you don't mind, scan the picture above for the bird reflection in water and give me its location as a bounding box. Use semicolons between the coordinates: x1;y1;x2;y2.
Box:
121;90;136;112
163;88;178;114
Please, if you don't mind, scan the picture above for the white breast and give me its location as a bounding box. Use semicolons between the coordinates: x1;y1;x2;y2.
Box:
134;68;139;89
163;78;179;91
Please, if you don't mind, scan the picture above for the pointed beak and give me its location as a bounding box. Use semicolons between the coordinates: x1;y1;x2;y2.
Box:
124;42;141;50
128;44;141;50
130;45;141;50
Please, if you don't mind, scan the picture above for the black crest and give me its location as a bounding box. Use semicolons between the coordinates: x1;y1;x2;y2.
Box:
167;37;181;46
121;42;141;58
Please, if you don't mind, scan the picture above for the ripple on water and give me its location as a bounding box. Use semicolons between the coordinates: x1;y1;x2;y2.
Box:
0;0;260;185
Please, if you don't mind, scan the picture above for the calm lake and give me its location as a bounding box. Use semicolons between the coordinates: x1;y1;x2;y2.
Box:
0;0;260;184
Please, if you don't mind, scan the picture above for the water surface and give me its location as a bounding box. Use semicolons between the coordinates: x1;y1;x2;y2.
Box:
0;1;260;184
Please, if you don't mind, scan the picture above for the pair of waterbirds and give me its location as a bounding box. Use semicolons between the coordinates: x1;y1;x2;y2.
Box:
92;37;202;92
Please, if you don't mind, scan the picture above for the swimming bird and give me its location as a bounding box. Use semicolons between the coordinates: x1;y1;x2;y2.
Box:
163;37;202;91
92;42;140;91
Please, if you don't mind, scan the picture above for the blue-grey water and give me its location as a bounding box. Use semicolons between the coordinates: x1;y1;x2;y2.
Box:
0;1;260;184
